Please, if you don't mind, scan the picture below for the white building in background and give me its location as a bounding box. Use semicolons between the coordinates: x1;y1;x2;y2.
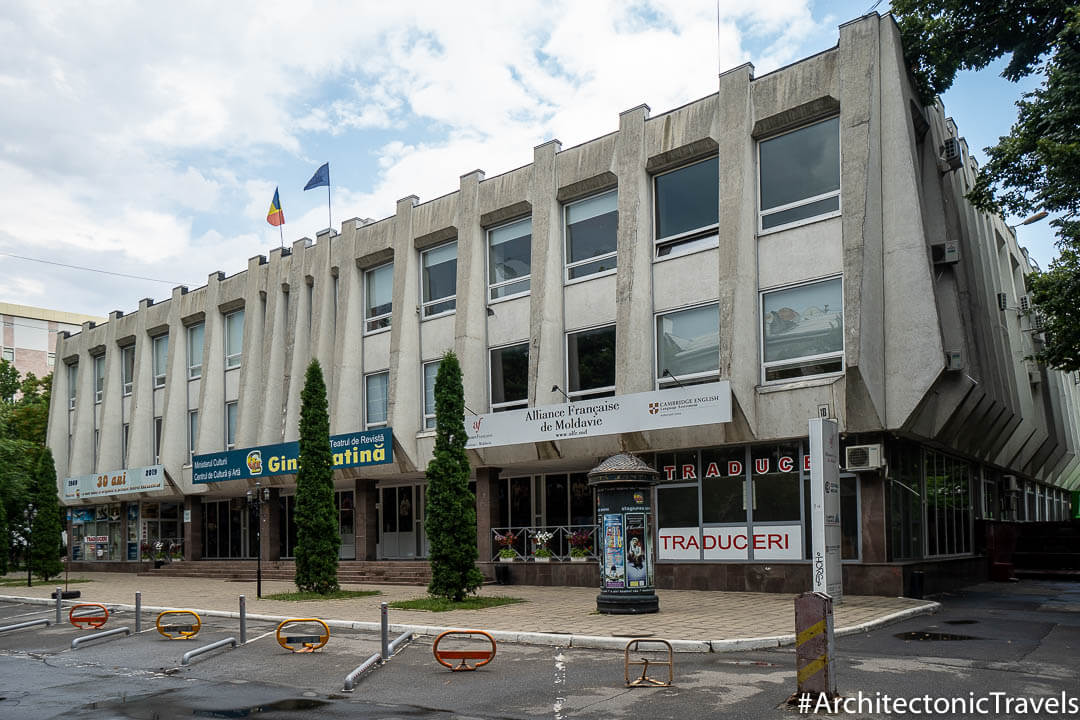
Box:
47;13;1079;594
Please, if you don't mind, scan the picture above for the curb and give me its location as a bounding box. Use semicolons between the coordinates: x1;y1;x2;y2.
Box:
0;594;939;653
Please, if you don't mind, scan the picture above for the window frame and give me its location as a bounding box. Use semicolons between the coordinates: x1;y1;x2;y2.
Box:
654;301;721;390
759;275;845;386
47;351;55;367
564;189;618;284
565;323;617;402
224;311;244;369
422;360;440;430
152;334;168;389
154;417;163;464
225;401;238;450
486;216;532;303
187;323;204;379
420;241;458;319
364;370;389;430
121;345;135;396
489;341;530;412
756;116;842;234
122;423;129;468
188;409;198;463
364;262;394;335
2;347;14;363
652;156;719;260
67;362;78;409
93;354;105;404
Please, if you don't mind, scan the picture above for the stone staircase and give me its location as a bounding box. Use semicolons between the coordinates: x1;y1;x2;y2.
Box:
1012;520;1080;580
139;559;433;586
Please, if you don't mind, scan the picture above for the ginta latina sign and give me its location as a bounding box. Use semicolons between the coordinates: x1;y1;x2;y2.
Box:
465;381;732;449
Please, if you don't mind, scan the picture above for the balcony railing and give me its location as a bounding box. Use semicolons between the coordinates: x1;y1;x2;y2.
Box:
491;524;598;562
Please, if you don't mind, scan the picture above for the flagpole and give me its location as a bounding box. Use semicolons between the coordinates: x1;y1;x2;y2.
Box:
327;179;333;238
278;224;284;251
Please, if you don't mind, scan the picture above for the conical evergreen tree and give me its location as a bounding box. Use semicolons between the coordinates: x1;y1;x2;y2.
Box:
425;351;483;601
30;447;63;581
293;360;339;594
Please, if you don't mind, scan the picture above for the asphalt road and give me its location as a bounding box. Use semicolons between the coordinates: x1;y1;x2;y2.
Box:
1;580;1077;719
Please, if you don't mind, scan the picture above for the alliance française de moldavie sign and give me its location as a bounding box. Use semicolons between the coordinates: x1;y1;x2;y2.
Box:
193;428;392;484
465;381;732;449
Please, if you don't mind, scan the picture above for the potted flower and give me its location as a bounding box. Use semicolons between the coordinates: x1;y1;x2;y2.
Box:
568;530;592;562
169;540;184;562
153;540;166;568
532;530;554;562
495;531;517;562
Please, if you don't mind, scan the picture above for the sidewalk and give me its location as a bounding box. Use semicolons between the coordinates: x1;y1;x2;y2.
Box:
1;572;937;652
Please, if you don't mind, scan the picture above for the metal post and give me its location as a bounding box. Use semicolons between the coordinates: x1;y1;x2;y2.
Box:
55;587;62;624
239;595;247;644
795;591;836;700
380;602;389;660
135;591;142;633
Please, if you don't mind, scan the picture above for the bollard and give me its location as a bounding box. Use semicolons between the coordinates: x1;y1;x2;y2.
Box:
795;591;836;700
135;592;142;633
380;602;389;661
239;595;247;644
55;587;62;625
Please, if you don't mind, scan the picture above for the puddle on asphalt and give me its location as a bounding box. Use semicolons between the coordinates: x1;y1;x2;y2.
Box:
894;631;978;641
193;698;331;717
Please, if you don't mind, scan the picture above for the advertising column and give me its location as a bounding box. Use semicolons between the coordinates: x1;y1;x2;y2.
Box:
809;418;842;602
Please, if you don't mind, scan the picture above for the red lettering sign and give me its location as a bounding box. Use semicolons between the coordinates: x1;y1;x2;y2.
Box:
755;458;770;474
664;465;676;481
704;462;721;478
734;535;747;550
681;464;696;480
778;456;794;473
804;455;811;472
728;460;743;477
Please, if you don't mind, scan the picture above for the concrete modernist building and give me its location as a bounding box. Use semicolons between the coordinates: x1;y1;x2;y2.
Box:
48;13;1079;593
1;302;103;381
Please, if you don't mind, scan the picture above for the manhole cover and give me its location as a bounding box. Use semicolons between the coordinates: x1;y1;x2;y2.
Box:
895;631;977;641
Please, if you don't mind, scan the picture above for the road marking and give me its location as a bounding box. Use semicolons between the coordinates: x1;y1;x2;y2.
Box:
247;629;276;644
553;650;567;720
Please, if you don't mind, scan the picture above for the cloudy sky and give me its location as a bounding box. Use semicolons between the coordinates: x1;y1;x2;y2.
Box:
0;1;1054;318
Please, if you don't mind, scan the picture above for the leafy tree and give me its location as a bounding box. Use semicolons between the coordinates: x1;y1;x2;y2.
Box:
0;359;18;404
892;1;1080;371
425;351;483;602
293;360;339;594
9;372;51;446
29;446;63;581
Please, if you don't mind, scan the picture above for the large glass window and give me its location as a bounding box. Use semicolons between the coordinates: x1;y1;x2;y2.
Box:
152;335;168;388
225;401;238;450
154;417;162;463
566;325;616;401
701;448;745;523
752;444;801;522
122;423;129;467
421;242;457;317
365;371;389;429
225;311;244;369
656;303;720;388
187;323;204;379
490;343;529;411
67;362;78;409
488;218;531;300
188;410;198;461
924;449;972;556
761;277;843;383
365;263;393;333
121;345;135;395
93;354;105;403
565;190;617;281
422;360;440;430
654;156;718;258
759;117;840;231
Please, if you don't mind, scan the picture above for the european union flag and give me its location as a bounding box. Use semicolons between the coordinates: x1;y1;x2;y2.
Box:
304;162;330;191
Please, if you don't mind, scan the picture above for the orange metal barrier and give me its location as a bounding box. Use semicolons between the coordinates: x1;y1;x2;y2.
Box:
276;618;330;653
432;630;497;671
69;603;109;630
155;610;202;639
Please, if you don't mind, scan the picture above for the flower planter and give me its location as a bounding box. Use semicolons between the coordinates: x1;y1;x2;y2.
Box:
499;556;515;563
533;556;551;563
570;556;589;563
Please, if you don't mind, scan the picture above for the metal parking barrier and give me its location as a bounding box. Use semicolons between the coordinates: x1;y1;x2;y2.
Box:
624;638;674;688
181;637;237;665
389;630;413;655
276;618;330;653
72;627;130;649
0;618;51;634
135;592;142;633
55;587;62;625
155;610;202;640
432;630;497;671
69;603;109;630
343;653;381;692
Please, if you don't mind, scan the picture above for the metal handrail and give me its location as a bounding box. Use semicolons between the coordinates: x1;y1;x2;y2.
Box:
181;637;237;665
491;524;598;561
0;619;50;634
71;627;130;649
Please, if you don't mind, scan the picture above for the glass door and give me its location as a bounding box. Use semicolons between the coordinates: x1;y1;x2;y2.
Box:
379;485;421;558
337;490;356;560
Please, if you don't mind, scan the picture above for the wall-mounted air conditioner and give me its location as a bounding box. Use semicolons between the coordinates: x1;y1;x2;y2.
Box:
932;241;960;264
997;293;1008;311
940;137;963;171
1019;295;1030;312
945;350;964;371
845;444;884;471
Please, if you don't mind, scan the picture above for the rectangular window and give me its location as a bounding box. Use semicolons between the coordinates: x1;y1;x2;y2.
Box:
188;410;198;461
423;361;440;430
761;277;843;383
68;362;78;409
656;303;720;388
565;190;618;281
93;429;100;471
1;348;12;363
47;351;55;367
154;417;162;464
488;217;531;300
421;242;457;317
122;423;129;468
187;323;204;379
490;342;529;411
566;325;616;401
225;401;238;450
759;117;840;231
654;156;718;258
365;371;389;429
94;354;105;403
152;335;168;388
225;311;244;369
365;263;393;333
121;345;135;395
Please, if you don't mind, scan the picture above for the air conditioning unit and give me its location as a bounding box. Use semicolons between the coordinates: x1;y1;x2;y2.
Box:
945;350;964;371
941;137;964;170
932;241;960;264
1033;312;1045;331
1004;475;1019;492
1019;295;1030;312
997;292;1008;311
845;444;884;471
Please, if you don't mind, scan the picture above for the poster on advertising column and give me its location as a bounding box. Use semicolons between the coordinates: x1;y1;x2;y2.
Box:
809;418;842;602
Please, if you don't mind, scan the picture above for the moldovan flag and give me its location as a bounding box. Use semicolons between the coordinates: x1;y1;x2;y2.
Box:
266;188;285;227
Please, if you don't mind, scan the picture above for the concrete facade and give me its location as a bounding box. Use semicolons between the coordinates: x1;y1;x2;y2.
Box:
46;14;1079;592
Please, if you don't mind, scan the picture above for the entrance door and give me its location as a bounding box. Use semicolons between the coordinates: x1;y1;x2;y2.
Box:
337;490;356;560
378;485;426;558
